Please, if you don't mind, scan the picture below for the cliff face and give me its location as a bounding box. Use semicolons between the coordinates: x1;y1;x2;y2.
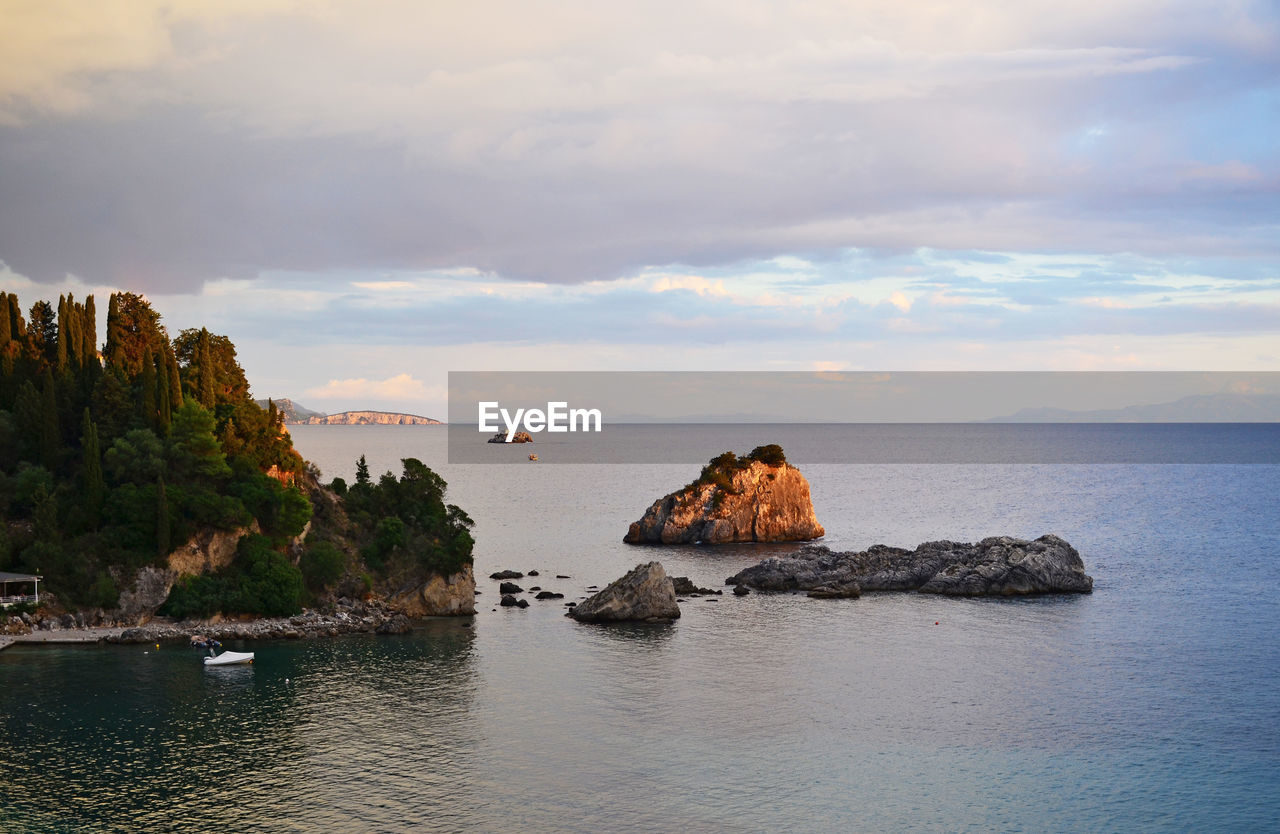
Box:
115;523;262;623
386;564;477;616
625;460;825;544
303;411;441;425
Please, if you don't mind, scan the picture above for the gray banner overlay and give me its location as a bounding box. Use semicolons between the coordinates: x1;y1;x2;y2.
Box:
448;372;1280;464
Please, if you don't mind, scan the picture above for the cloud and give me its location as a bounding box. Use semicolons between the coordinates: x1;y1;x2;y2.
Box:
305;373;435;401
0;1;1276;292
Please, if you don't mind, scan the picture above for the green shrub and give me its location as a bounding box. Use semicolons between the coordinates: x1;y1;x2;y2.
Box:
747;444;787;466
301;540;345;592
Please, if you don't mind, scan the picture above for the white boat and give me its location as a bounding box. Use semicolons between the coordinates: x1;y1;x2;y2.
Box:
204;650;254;666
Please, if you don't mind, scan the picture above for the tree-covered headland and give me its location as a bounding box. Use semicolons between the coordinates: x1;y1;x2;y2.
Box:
0;291;472;620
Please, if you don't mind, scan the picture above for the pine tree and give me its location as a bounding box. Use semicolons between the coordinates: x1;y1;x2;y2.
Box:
356;454;371;485
56;295;69;373
156;475;171;558
81;408;105;529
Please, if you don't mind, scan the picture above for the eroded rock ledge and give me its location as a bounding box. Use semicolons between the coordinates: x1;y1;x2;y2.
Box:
726;535;1093;596
625;447;825;544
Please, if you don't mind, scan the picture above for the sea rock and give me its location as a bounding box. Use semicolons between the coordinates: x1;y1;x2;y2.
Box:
727;535;1093;596
499;581;524;594
568;562;681;623
527;570;540;576
386;564;477;617
490;570;524;580
624;455;824;544
806;584;861;599
487;431;534;443
500;594;520;607
375;614;412;635
671;577;721;595
535;591;564;600
732;585;750;596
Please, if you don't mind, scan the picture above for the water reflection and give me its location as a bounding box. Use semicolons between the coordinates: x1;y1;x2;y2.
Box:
0;626;478;831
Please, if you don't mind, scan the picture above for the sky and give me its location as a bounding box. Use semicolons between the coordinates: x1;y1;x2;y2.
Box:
0;0;1277;418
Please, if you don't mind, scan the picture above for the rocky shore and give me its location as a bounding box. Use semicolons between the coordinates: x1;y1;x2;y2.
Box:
2;598;438;647
726;534;1094;596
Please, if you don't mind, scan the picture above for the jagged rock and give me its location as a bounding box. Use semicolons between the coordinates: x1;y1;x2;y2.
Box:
115;566;179;624
806;584;861;599
624;455;824;544
671;577;721;595
568;562;681;623
727;535;1093;596
499;581;524;594
386;564;477;617
535;591;564;600
490;570;524;580
487;431;534;443
376;615;412;635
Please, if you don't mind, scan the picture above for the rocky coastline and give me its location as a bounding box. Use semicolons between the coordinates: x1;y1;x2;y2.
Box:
726;534;1094;596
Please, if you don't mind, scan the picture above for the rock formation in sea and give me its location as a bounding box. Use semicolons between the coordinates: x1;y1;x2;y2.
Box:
386;564;478;616
487;431;534;443
568;562;682;622
726;535;1093;596
624;447;824;544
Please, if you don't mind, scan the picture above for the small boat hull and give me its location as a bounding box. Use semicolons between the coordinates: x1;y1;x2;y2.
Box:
204;650;254;666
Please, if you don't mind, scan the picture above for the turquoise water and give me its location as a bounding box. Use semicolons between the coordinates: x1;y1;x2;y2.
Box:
3;426;1278;831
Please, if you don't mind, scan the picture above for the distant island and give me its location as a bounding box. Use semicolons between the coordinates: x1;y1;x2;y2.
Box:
987;393;1280;422
255;398;441;425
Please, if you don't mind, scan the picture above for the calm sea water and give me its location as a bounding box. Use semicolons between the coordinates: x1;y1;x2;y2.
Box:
3;425;1278;832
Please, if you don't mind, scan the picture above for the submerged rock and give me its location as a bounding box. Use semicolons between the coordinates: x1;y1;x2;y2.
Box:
569;562;681;623
727;535;1093;597
490;570;523;580
624;448;824;544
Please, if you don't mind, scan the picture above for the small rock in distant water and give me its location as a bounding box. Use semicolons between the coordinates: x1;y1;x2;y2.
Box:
500;595;519;607
535;591;564;600
529;586;541;592
556;574;571;579
732;585;750;596
490;570;524;580
499;582;524;594
516;598;529;609
672;577;720;596
527;570;540;576
488;431;534;443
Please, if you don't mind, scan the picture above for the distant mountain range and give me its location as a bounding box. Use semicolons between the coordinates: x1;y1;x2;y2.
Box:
989;393;1280;422
255;398;442;425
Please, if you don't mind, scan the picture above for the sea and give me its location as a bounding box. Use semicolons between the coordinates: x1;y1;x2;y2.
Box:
2;424;1278;832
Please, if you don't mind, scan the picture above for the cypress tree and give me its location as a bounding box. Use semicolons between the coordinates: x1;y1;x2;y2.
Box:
0;292;10;349
356;454;370;485
166;346;183;408
105;293;124;370
9;293;26;340
40;368;60;469
56;295;70;373
141;348;158;428
157;353;172;432
81;408;105;528
83;295;97;368
197;328;215;407
156;475;171;558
